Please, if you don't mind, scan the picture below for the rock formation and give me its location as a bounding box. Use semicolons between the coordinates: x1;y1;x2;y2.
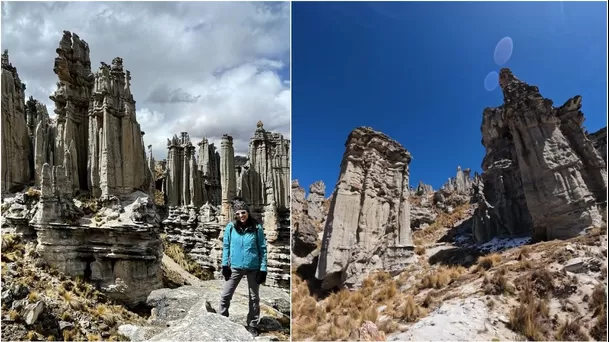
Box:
220;134;237;223
238;121;290;210
415;181;433;196
27;97;54;185
587;127;607;164
307;181;326;225
1;31;163;307
198;138;221;205
1;50;31;192
473;68;607;243
165;132;204;207
291;180;319;257
316;127;415;290
88;57;150;199
49;31;94;193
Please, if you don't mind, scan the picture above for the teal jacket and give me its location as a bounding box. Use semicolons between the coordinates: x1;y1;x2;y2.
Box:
221;221;268;272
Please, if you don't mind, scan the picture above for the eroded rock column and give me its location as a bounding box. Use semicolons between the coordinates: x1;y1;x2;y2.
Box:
198;138;222;205
88;58;149;199
1;51;31;192
220;134;236;223
50;31;94;193
315;127;413;289
474;69;606;242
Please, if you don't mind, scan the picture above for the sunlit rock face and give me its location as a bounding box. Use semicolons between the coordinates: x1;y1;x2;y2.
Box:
315;127;415;290
473;68;607;243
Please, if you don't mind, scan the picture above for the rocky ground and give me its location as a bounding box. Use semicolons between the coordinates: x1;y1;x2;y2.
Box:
292;192;608;341
0;231;290;341
1;233;145;341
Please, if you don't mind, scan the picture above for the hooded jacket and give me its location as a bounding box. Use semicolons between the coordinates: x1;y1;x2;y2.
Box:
221;221;268;272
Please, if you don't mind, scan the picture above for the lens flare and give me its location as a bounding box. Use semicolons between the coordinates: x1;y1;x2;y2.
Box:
484;71;499;92
494;37;513;66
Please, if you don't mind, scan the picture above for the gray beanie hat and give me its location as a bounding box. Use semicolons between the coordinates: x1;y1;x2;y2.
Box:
233;199;249;213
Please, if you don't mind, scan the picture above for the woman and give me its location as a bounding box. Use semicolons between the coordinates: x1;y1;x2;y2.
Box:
218;197;268;335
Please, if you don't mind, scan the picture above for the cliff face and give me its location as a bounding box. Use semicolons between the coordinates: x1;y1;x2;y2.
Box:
473;68;607;243
1;51;31;192
88;57;150;199
315;127;414;290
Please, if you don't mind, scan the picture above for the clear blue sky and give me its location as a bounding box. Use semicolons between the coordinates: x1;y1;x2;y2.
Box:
291;1;607;196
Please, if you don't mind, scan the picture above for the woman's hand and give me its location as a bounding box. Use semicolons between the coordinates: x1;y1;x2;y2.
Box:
222;266;232;280
256;271;267;284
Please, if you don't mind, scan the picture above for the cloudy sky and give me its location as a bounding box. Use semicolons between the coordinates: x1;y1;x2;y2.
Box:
1;1;290;160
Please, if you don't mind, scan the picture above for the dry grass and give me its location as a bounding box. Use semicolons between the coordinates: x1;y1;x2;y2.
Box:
555;318;588;341
414;245;426;256
589;283;606;316
162;235;212;281
508;297;551;340
589;306;607;341
292;269;432;341
1;233;141;341
392;295;426;323
483;269;515;296
418;265;466;290
476;253;502;271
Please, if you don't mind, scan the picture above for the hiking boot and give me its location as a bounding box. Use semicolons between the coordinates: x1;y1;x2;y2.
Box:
245;326;259;337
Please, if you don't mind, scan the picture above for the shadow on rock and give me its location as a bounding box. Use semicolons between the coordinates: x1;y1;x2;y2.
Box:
428;246;482;268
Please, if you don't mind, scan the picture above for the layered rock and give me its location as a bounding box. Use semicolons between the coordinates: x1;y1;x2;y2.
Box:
587;127;607;164
415;181;433;196
49;31;94;193
316;127;414;290
27;98;55;185
219;134;237;223
433;166;478;212
307;181;326;225
165;133;204;207
161;125;291;290
291;180;318;257
30;162;163;307
238;121;290;210
1;50;31;192
88;57;150;199
1;31;164;307
473;68;607;243
197;138;221;206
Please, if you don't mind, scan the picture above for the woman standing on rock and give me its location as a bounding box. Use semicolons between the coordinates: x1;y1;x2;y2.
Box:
218;197;268;335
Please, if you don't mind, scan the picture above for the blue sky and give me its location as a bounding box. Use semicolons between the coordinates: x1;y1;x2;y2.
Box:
292;1;608;196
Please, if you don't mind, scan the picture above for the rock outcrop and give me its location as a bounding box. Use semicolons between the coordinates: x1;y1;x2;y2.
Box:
197;138;221;205
587;127;607;164
49;31;94;193
165;132;204;207
237;121;290;211
473;68;607;243
28;97;54;185
220;134;237;223
30;163;163;307
316;127;415;290
1;50;31;192
414;181;433;196
1;31;163;307
88;57;150;199
291;180;319;258
307;181;326;225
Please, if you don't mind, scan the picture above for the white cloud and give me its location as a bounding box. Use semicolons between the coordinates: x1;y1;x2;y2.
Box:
1;1;290;160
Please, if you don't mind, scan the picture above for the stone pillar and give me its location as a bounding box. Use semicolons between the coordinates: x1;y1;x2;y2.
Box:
220;134;236;223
